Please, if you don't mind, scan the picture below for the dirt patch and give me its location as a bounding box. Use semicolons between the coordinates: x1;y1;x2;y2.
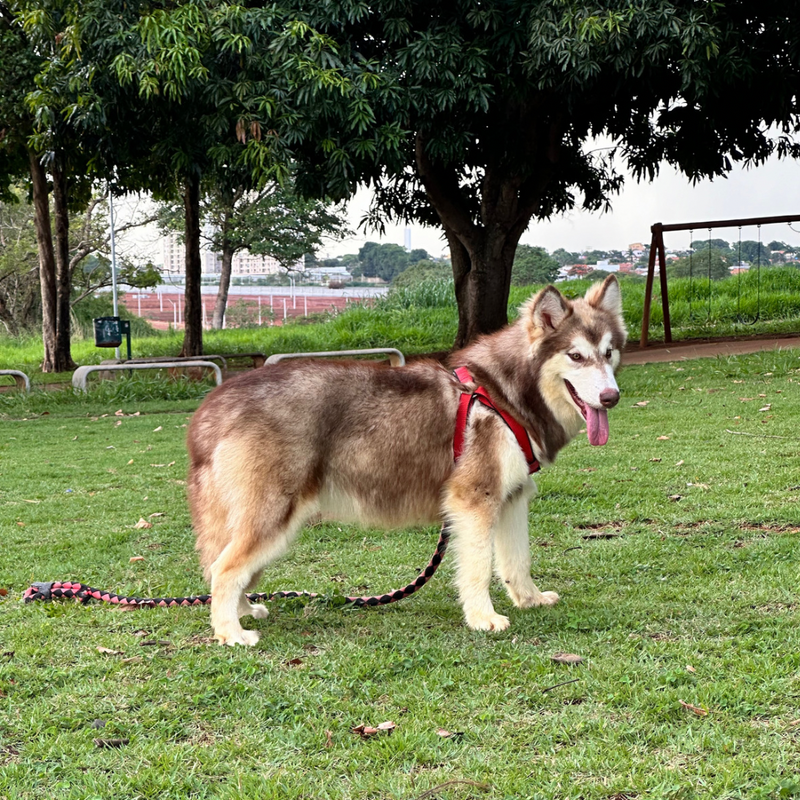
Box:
740;523;800;534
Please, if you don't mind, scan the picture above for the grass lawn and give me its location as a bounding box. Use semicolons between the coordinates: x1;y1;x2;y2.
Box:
2;350;800;799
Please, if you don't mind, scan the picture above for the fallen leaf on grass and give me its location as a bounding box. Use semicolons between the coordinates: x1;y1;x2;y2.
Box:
129;556;145;563
115;421;122;427
133;518;152;529
679;699;709;716
675;460;685;467
115;410;124;416
149;512;164;518
121;657;143;664
650;457;662;462
657;436;670;441
285;657;305;668
352;721;396;737
669;494;683;501
96;646;122;655
633;401;649;407
325;730;333;748
0;589;7;597
94;738;129;749
759;404;772;412
436;728;465;739
686;665;696;673
582;531;619;540
153;426;162;432
22;499;40;504
127;459;134;465
551;653;584;665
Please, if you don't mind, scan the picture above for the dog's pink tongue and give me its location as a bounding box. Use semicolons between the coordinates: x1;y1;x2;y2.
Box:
586;406;609;446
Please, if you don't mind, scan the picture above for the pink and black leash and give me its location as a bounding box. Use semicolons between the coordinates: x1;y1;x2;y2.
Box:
23;525;451;610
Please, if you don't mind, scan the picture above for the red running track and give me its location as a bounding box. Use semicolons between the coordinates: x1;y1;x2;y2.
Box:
120;292;360;330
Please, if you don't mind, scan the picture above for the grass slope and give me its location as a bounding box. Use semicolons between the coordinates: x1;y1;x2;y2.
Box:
2;350;800;799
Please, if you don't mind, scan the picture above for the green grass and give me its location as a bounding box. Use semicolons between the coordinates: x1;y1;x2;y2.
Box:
3;350;800;798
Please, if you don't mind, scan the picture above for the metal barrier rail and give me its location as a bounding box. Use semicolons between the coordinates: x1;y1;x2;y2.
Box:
72;361;223;392
0;370;31;392
264;348;405;367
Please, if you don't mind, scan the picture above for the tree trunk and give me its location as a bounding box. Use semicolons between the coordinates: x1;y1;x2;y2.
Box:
180;173;204;357
446;226;518;348
212;209;233;330
29;149;58;371
0;293;19;336
51;152;77;371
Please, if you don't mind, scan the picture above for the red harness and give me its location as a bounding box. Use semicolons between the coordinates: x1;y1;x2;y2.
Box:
452;366;540;474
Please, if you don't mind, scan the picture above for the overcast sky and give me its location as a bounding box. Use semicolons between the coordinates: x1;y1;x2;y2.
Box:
321;153;800;260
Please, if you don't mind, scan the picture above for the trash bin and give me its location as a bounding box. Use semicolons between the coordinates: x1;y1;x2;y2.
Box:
93;317;123;348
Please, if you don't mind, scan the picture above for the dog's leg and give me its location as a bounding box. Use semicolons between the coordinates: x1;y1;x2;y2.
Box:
210;504;309;646
443;420;508;632
494;485;559;609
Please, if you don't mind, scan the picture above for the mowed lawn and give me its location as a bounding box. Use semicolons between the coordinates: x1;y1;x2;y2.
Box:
2;350;800;800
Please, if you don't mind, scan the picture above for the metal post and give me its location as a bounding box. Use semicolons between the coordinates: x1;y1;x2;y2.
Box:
656;229;671;343
640;226;659;348
109;191;120;359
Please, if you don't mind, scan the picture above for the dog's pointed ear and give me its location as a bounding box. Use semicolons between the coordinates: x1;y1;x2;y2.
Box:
525;285;571;334
585;274;622;318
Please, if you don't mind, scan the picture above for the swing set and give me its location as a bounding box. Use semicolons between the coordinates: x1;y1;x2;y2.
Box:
639;213;800;347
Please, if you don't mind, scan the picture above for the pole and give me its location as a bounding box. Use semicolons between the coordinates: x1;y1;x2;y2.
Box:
640;226;659;349
109;191;120;359
657;230;671;343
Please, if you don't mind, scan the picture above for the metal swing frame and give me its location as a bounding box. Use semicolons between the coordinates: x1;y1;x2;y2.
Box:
640;213;800;348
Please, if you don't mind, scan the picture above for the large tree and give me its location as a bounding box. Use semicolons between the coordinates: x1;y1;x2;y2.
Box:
284;0;800;346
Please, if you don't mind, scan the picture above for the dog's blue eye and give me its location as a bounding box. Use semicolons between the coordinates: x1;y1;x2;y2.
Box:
568;353;583;362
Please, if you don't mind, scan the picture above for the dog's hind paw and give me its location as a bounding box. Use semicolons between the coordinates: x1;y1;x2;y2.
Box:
247;604;270;620
515;589;560;609
465;611;510;632
215;628;261;647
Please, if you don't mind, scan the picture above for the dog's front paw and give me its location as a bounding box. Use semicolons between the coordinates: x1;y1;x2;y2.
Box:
465;610;510;632
215;627;261;647
515;589;560;609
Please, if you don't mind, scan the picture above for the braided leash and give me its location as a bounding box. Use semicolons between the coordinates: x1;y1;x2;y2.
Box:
23;525;451;610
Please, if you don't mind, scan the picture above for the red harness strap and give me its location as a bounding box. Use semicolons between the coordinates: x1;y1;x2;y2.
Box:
453;366;540;474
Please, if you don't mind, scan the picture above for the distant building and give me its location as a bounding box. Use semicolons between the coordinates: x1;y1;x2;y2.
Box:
593;260;620;272
305;266;353;284
161;232;303;276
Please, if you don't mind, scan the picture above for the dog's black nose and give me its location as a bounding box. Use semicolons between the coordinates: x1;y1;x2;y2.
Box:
600;389;620;408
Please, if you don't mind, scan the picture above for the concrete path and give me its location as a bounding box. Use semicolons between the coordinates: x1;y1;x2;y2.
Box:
625;334;800;365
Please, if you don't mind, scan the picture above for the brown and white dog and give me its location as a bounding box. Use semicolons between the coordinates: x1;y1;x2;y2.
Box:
187;275;627;645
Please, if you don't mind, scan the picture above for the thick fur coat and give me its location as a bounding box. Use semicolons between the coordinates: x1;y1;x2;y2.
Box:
187;276;627;644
